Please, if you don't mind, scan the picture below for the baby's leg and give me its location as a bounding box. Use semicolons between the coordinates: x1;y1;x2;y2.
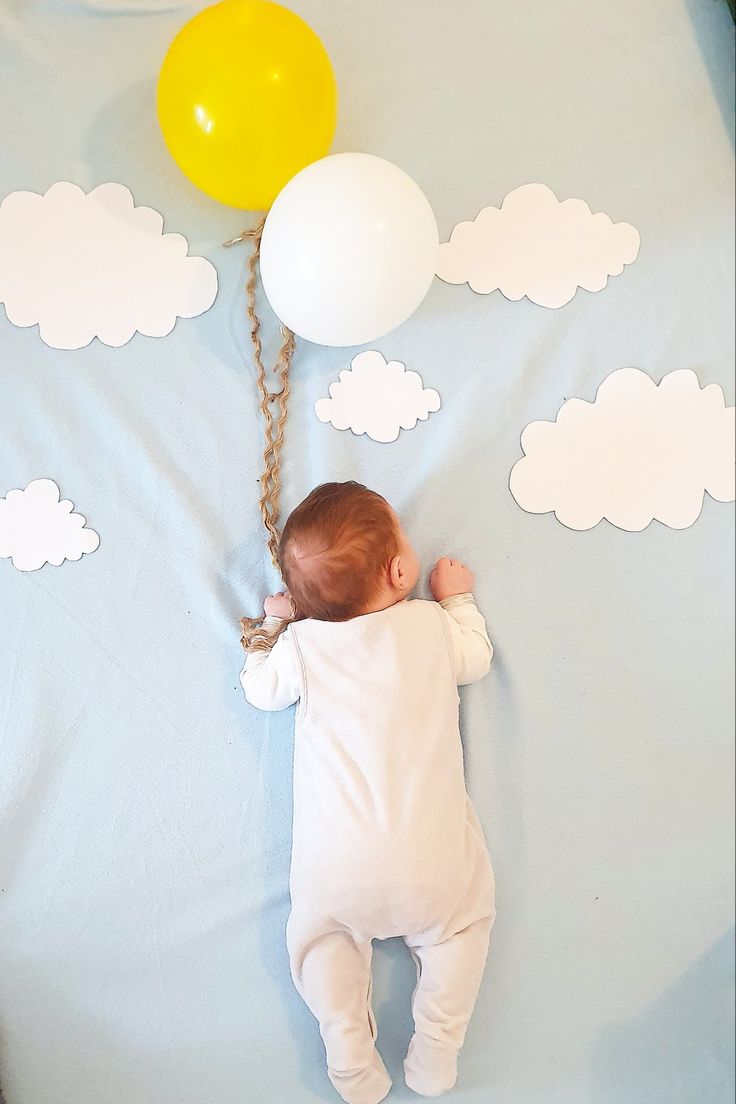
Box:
287;911;391;1104
403;914;493;1097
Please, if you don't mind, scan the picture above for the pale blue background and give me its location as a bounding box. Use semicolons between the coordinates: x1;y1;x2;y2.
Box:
0;2;734;1103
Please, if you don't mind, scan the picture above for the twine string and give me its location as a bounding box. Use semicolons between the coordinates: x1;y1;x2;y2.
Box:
225;218;296;651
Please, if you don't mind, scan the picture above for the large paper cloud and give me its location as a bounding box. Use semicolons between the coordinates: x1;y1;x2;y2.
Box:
510;369;735;531
437;183;640;308
0;479;100;571
315;350;441;443
0;182;218;349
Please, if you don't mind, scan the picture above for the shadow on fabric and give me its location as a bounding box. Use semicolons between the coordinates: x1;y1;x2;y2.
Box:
592;927;735;1104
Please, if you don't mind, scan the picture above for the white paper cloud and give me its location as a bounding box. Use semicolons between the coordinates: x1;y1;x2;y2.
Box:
509;369;735;531
315;350;441;443
437;183;640;308
0;182;218;349
0;479;100;571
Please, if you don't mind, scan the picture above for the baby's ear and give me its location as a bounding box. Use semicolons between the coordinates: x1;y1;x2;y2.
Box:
389;553;407;589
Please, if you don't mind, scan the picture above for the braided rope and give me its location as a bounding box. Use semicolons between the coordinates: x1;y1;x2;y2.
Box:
242;218;295;566
226;219;296;651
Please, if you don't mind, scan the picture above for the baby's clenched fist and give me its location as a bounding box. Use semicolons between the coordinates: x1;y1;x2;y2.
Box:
264;591;294;619
429;557;475;602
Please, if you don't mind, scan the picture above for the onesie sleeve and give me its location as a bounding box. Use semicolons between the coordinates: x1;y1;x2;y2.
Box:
438;592;494;686
240;617;303;711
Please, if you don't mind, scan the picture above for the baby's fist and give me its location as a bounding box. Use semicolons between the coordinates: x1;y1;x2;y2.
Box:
429;557;475;602
263;591;294;619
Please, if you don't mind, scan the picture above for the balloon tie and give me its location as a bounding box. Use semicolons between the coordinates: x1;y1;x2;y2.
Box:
222;224;264;248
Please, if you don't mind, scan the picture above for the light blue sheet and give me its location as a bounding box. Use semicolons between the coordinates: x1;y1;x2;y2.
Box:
0;2;734;1103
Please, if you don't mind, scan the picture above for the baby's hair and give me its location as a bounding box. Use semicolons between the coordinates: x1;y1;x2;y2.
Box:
280;482;399;621
240;481;399;652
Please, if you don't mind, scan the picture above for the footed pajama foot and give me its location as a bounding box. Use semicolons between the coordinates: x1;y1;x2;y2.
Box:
404;1033;459;1097
329;1046;392;1104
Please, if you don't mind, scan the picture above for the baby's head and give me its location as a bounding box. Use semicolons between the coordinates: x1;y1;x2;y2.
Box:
279;482;419;621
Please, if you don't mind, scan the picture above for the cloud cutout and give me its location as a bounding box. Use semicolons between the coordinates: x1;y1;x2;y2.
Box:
509;369;735;531
0;182;218;349
0;479;100;571
437;183;640;308
315;350;441;443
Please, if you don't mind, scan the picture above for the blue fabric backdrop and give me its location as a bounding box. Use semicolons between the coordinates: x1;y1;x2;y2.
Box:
0;2;734;1102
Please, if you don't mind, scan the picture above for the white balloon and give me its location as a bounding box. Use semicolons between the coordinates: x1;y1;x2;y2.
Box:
259;153;439;346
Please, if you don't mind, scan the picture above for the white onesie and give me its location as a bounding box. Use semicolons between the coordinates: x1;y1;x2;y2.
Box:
241;594;495;1104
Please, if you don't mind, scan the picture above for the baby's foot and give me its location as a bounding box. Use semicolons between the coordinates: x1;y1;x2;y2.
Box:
404;1032;459;1097
329;1046;392;1104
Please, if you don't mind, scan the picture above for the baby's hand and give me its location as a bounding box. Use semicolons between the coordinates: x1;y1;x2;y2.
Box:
263;592;294;619
429;557;475;602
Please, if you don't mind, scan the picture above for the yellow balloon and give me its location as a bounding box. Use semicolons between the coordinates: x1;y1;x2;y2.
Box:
157;0;337;209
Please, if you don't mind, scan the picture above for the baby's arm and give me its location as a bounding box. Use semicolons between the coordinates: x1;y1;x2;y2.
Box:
240;609;302;711
430;558;493;685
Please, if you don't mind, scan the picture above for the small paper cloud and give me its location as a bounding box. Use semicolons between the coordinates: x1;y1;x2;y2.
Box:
315;350;441;443
0;181;218;349
509;369;735;531
0;479;100;571
437;183;640;308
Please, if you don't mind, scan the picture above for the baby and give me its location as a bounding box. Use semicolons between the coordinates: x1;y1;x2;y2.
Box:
241;482;495;1104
